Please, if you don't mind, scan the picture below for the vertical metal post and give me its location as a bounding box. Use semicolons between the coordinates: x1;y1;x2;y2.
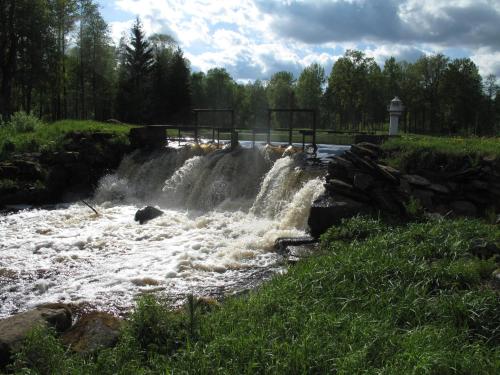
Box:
178;128;181;146
288;111;293;145
230;110;236;149
312;110;317;149
252;130;255;148
212;127;215;143
267;110;271;144
194;111;199;143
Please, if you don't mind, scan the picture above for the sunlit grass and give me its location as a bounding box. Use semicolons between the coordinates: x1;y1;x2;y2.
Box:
0;119;134;160
383;134;500;157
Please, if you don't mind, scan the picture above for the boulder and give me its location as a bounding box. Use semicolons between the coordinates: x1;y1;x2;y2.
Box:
446;167;481;181
344;150;377;173
378;164;401;177
373;163;399;184
61;312;122;354
428;183;450;194
465;192;491;206
353;173;374;191
372;188;404;214
134;206;164;224
308;194;371;238
356;142;382;155
464;180;489;191
450;200;477;217
403;174;431;187
325;179;370;202
0;304;72;367
350;144;377;159
411;189;435;210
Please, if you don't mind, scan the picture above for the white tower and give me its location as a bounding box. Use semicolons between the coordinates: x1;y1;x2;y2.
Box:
388;97;404;136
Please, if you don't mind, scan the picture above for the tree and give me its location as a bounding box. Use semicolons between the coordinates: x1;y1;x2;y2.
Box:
326;50;378;130
116;17;154;123
166;48;191;123
69;0;115;120
267;71;295;128
440;58;482;134
150;34;177;123
296;63;325;110
49;0;78;119
191;72;206;109
382;57;403;101
203;68;235;127
411;54;449;133
244;80;268;128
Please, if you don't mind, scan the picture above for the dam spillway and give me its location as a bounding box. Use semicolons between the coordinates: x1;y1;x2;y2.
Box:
0;144;346;317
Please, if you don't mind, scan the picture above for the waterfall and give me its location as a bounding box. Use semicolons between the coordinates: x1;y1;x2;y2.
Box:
95;145;324;227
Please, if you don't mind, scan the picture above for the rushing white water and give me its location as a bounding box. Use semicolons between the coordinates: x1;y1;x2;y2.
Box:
0;145;328;317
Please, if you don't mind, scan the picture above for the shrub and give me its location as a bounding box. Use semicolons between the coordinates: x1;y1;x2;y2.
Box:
6;111;42;133
124;295;189;355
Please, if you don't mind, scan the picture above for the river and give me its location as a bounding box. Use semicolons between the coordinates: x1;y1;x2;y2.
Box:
0;143;348;317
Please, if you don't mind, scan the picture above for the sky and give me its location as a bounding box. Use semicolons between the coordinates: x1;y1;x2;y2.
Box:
98;0;500;82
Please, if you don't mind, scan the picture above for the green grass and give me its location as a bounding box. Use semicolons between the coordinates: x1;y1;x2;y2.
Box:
10;217;500;374
0;119;134;160
381;134;500;169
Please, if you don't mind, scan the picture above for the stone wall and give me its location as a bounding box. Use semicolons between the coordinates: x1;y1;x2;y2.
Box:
308;142;500;238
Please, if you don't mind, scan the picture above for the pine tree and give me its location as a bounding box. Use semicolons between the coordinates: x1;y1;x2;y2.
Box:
116;17;153;124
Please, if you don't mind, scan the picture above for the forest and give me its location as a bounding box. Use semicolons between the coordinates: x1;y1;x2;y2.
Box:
1;0;499;135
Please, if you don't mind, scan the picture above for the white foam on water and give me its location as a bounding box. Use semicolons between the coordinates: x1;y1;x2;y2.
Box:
0;145;339;317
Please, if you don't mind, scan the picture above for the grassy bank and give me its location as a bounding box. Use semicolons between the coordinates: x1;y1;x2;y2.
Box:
0;116;133;160
9;217;500;374
381;134;500;169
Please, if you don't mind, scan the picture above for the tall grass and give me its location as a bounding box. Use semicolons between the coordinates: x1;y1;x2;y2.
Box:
0;115;133;160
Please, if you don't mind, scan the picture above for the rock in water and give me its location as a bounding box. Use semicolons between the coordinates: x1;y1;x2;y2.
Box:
134;206;164;224
0;304;72;367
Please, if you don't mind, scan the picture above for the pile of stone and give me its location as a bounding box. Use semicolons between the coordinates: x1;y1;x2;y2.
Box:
308;142;500;238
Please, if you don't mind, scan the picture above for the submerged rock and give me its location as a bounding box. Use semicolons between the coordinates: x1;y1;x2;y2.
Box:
134;206;164;224
61;312;122;354
0;304;72;367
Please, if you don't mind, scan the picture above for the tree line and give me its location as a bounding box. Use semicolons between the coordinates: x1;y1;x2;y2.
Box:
1;0;499;135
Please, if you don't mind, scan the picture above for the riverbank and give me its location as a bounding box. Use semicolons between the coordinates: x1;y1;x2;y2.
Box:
0;119;132;207
4;216;499;374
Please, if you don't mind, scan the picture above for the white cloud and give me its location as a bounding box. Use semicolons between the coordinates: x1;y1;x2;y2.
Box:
107;0;500;80
470;47;500;77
